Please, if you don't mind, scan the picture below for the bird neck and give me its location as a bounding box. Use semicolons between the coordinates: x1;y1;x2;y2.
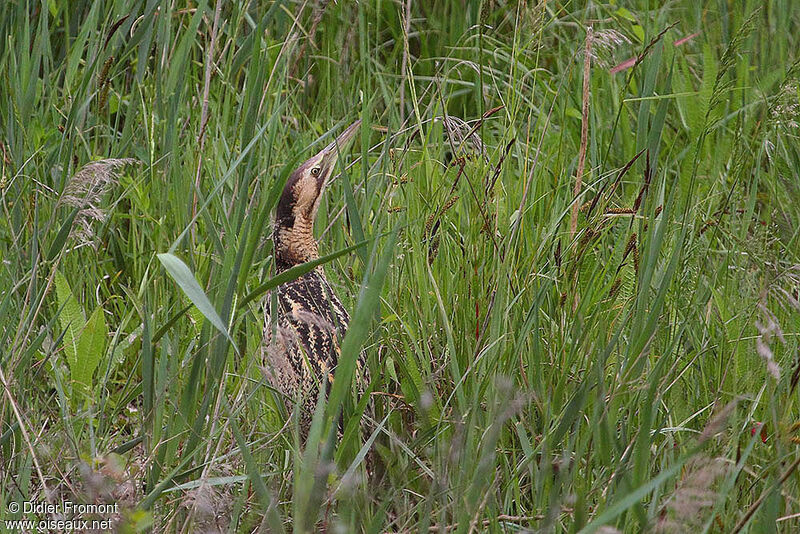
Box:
273;216;320;273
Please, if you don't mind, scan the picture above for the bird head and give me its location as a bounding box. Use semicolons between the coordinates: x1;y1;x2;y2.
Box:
273;120;361;269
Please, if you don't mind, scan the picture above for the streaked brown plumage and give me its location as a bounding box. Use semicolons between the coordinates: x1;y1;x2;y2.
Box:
264;120;363;424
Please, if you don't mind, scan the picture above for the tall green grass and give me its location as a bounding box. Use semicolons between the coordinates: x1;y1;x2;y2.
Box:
1;1;799;532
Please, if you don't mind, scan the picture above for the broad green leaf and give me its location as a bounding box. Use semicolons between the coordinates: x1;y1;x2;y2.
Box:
615;7;637;22
73;306;107;397
54;271;85;375
632;24;645;43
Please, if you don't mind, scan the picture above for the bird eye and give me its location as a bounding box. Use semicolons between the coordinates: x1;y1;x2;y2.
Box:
311;167;321;176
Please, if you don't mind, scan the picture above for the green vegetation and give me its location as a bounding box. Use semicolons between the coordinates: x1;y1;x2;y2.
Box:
1;1;799;532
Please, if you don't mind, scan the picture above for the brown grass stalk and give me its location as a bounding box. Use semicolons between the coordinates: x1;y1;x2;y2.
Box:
570;26;592;238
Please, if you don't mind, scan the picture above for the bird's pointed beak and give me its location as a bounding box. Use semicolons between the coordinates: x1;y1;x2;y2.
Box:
319;119;361;175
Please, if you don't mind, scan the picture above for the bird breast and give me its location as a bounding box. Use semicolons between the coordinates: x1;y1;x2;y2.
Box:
265;270;350;396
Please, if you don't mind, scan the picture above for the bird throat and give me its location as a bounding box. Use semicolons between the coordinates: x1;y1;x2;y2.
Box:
273;216;319;272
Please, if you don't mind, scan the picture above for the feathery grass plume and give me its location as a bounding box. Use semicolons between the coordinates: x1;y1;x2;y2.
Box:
436;115;488;161
699;399;738;444
655;456;730;533
754;264;800;380
587;29;630;69
261;323;300;395
766;58;800;132
60;158;139;246
69;453;143;530
756;266;800;380
295;310;336;333
183;482;233;533
656;400;738;531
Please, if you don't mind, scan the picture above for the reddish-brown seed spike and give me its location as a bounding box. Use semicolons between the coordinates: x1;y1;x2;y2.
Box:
634;150;654;213
609;278;622;298
606;207;636;215
554;239;562;270
654;205;663;218
577;228;596;250
104;15;130;49
622;233;637;263
475;301;480;340
428;234;441;265
97;56;114;110
424;213;436;237
486;138;514;196
98;81;111;110
699;220;716;235
587;148;646;217
633;185;647;212
482;105;505;119
441;195;459;213
98;56;113;88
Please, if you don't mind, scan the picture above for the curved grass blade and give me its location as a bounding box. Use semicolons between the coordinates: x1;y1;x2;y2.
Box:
156;253;238;353
238;236;373;311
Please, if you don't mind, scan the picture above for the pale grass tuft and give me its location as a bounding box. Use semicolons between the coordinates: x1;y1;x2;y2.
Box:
183;482;232;533
262;324;298;365
699;399;738;444
295;309;336;333
749;264;800;380
770;79;800;130
659;400;738;531
655;456;730;533
60;158;140;246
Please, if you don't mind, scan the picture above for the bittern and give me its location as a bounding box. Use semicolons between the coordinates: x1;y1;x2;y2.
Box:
265;120;364;425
